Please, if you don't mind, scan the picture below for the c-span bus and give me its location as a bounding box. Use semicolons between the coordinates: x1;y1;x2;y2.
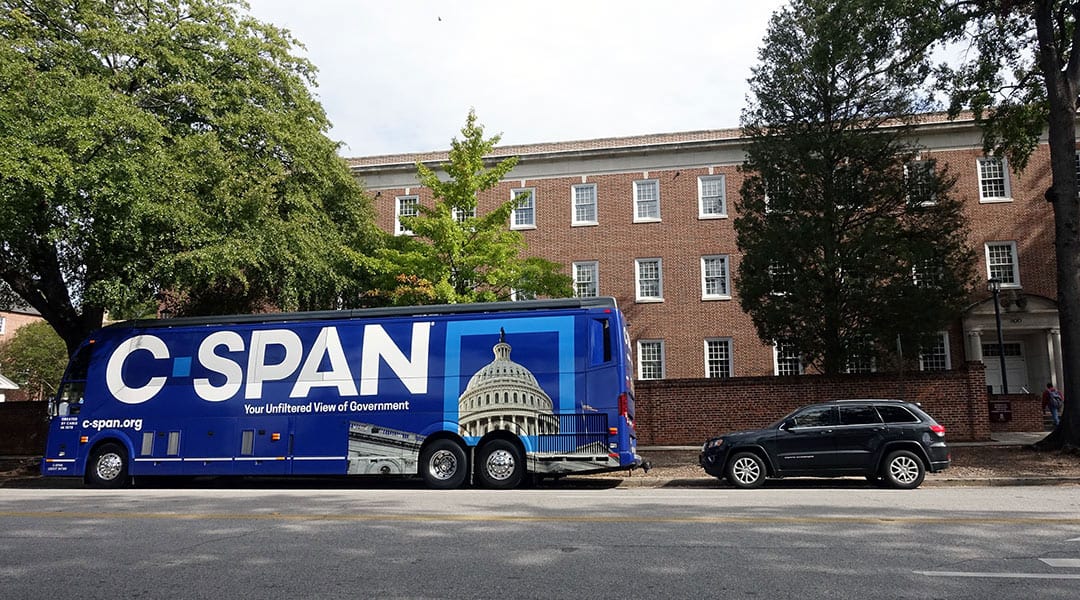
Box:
42;297;646;489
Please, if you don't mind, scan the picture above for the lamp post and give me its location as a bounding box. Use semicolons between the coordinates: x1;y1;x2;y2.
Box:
988;277;1008;394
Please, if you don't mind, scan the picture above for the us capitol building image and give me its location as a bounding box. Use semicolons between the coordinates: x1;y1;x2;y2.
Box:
458;330;560;437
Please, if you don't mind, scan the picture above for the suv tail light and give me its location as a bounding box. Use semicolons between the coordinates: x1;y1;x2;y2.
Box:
931;424;946;436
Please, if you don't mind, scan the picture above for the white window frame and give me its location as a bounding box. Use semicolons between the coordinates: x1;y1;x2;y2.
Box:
0;316;6;335
919;332;952;371
510;188;536;230
637;339;665;380
452;206;476;223
774;341;803;376
698;175;727;218
977;156;1012;203
905;160;936;206
635;258;664;302
633;179;661;223
572;184;598;226
700;255;731;300
985;241;1021;288
395;195;419;236
704;338;733;378
572;261;599;298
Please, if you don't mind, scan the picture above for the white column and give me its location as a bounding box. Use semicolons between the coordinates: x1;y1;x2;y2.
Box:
967;330;984;362
1049;328;1064;393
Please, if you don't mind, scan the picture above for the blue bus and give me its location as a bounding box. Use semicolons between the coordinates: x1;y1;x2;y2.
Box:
42;298;646;489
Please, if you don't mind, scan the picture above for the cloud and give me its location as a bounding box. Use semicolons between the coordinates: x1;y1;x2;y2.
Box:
244;0;785;156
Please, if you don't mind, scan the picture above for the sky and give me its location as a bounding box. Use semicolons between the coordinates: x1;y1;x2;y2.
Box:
243;0;788;158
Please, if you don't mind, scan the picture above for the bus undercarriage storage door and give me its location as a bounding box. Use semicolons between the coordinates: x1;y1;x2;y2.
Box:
235;416;292;476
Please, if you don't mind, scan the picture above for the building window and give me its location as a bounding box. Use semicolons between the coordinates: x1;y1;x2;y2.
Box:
978;157;1011;202
844;336;876;374
701;255;731;299
635;258;663;301
395;195;419;236
985;241;1020;288
572;184;597;225
705;338;733;378
573;261;599;298
510;188;535;229
919;332;951;371
633;179;660;222
698;175;727;218
774;341;803;376
0;316;5;335
637;339;665;380
452;206;476;222
912;258;943;289
769;261;794;296
906;160;936;206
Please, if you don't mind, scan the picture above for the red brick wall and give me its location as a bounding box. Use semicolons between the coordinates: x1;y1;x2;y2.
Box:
0;401;49;455
987;393;1046;432
635;362;991;444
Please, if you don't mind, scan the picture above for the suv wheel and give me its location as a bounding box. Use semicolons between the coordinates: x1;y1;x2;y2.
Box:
726;452;766;489
882;450;925;489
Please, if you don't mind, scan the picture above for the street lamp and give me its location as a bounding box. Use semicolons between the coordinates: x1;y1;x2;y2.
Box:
988;277;1009;394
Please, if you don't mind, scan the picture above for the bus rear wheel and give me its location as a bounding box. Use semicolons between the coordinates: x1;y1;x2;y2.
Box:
477;439;524;489
86;443;129;488
419;439;468;489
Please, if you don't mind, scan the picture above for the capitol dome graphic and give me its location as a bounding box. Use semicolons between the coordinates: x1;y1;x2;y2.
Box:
458;330;559;437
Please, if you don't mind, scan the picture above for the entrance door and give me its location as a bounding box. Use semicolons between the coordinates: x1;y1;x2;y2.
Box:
983;342;1028;394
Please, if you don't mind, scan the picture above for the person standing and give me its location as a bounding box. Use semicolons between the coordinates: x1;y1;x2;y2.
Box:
1042;383;1064;427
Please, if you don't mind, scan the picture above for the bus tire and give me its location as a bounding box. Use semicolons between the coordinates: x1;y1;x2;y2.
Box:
86;442;129;488
476;439;524;490
419;439;468;489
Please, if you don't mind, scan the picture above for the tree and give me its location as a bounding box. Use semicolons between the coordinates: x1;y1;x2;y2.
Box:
928;1;1080;449
0;320;68;400
0;0;380;356
735;0;974;374
371;110;572;304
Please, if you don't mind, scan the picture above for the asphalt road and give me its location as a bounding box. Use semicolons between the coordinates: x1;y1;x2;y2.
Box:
2;485;1079;599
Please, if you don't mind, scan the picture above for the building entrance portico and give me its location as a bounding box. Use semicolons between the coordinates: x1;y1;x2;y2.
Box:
963;294;1062;395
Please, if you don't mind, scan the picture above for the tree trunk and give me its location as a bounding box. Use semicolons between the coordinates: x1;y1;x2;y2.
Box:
1032;0;1080;450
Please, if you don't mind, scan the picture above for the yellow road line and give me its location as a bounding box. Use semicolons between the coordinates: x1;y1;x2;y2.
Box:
1;511;1079;525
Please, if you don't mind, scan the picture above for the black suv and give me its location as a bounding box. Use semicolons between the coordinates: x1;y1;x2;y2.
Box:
699;399;950;489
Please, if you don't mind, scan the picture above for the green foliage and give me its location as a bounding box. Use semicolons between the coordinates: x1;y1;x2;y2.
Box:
0;0;380;354
371;110;572;305
736;0;975;374
930;1;1080;446
0;320;68;400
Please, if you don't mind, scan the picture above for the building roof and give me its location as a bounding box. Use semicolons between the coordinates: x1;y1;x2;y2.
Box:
346;111;975;170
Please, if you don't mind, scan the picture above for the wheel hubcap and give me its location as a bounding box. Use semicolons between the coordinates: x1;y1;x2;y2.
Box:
890;456;919;484
732;457;760;485
429;449;458;481
96;453;122;481
485;449;515;481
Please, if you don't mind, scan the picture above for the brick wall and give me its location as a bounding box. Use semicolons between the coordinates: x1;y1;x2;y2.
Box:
635;362;991;445
0;401;49;455
987;393;1046;432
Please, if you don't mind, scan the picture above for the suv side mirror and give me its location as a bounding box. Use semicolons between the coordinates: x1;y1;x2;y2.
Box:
779;418;795;430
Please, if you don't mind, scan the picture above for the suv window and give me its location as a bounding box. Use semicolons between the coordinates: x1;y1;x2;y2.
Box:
791;406;838;427
876;405;920;423
840;405;883;425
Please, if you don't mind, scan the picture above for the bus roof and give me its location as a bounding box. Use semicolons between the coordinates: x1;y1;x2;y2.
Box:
107;297;619;331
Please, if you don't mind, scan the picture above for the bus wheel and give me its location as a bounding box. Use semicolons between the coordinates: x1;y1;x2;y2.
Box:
420;439;468;489
87;443;129;488
477;439;524;490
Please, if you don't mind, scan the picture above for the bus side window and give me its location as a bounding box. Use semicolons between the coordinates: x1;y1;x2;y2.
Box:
590;319;612;365
52;343;93;417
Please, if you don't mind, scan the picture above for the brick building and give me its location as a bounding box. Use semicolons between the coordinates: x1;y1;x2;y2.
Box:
0;306;44;402
348;113;1064;397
